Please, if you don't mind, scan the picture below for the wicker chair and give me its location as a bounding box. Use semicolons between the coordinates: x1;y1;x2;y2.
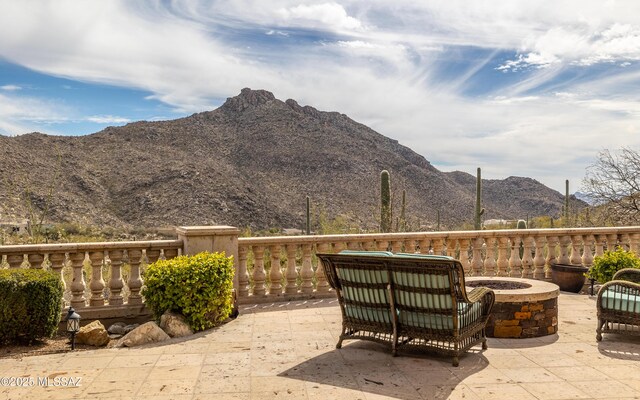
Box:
596;268;640;341
317;251;495;366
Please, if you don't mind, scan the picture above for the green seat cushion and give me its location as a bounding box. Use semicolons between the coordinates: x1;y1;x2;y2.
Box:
393;253;455;261
398;302;482;331
600;288;640;313
338;250;393;257
344;305;393;324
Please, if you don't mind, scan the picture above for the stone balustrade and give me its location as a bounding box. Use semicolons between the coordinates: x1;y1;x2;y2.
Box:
236;226;640;303
1;226;640;314
0;240;183;319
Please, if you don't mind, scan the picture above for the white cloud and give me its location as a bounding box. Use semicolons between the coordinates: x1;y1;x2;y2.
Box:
277;3;363;31
0;0;640;192
85;115;131;124
0;93;70;135
0;84;21;91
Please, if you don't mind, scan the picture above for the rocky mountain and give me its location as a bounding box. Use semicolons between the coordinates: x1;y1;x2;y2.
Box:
0;88;584;232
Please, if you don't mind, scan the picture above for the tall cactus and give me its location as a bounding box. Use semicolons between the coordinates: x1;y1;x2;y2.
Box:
399;189;406;232
474;167;485;230
305;196;311;235
564;179;570;225
436;209;440;231
517;219;527;258
380;170;392;233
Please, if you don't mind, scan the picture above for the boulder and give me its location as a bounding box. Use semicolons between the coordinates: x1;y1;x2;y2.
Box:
75;320;110;347
160;311;194;338
107;322;126;335
116;322;170;347
123;323;139;334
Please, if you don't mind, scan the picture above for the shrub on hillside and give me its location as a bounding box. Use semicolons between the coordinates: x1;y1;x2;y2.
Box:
142;252;234;331
587;247;640;283
0;269;64;344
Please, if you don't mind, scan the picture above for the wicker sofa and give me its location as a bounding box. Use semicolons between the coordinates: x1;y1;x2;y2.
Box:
596;268;640;341
317;251;495;366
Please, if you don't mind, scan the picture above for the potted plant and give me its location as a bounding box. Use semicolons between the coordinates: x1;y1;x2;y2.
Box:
586;247;640;284
550;262;589;293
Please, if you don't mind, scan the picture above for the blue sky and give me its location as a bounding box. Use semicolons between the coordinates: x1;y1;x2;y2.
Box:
1;1;640;193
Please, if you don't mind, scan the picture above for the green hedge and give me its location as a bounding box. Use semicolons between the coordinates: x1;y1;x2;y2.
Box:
142;252;234;331
587;247;640;283
0;268;64;344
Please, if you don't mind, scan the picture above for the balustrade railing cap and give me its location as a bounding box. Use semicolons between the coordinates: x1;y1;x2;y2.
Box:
175;225;241;236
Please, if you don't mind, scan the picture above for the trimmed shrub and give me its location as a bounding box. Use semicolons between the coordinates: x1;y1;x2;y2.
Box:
587;247;640;283
0;268;64;344
142;252;234;331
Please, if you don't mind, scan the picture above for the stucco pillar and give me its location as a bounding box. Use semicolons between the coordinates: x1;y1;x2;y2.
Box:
175;225;241;296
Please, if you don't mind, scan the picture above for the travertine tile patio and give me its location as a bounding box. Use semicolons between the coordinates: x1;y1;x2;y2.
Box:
1;293;640;400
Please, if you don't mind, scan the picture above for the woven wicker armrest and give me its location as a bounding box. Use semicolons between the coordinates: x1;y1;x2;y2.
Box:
612;268;640;284
465;287;495;315
599;279;640;295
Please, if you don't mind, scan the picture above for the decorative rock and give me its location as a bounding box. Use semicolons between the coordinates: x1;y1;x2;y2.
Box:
116;322;170;347
76;320;110;347
109;334;123;340
123;323;139;334
108;322;126;335
160;311;194;338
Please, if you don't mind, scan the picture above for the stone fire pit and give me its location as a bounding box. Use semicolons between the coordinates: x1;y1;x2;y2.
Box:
466;277;560;338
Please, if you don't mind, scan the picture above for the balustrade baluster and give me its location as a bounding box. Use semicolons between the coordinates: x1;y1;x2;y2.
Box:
570;235;583;265
404;239;416;253
252;246;266;296
557;236;571;264
521;236;534;278
375;240;388;251
496;237;509;276
363;241;376;251
238;246;249;297
533;236;546;279
470;238;484;276
418;239;430;254
483;237;497;276
7;254;23;269
333;242;346;253
631;233;640;255
446;239;456;258
89;251;105;306
606;234;618;252
146;249;161;264
315;243;330;292
27;253;45;269
108;250;124;306
163;248;178;260
432;238;444;255
545;236;559;278
300;244;314;294
49;252;66;291
69;252;86;308
581;235;595;267
127;249;143;305
458;239;471;273
390;240;402;253
508;236;522;277
285;244;298;294
347;241;359;250
269;245;282;296
621;234;631;251
594;235;606;258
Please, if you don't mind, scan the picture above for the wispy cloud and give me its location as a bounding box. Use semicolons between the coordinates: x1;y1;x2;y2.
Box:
85;115;131;124
0;84;21;91
0;0;639;191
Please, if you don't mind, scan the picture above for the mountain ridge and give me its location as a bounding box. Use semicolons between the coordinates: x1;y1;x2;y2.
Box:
0;88;583;231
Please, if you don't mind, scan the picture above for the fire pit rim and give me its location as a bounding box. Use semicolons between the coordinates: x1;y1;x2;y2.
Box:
465;277;559;302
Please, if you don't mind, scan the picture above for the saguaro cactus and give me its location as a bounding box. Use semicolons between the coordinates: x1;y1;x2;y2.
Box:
436;210;440;231
399;189;407;232
564;179;570;225
380;170;392;233
517;219;527;258
474;167;485;230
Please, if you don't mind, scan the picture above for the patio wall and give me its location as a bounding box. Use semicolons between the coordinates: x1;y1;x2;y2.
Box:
1;226;639;317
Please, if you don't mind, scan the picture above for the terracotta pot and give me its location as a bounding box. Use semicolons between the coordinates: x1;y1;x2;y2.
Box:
550;263;589;293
